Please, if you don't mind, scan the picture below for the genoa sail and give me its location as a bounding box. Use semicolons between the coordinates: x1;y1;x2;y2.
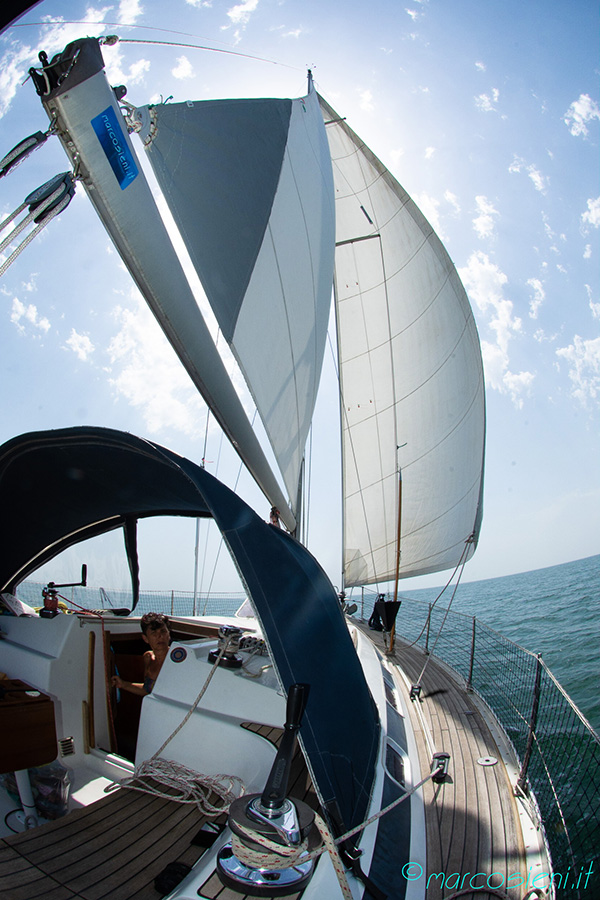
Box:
320;96;485;586
138;83;335;512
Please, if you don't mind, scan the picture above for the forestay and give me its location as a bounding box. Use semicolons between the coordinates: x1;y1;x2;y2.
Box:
320;96;485;585
139;85;335;511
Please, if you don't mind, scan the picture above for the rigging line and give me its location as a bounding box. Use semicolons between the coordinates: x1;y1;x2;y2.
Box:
108;36;302;71
303;425;313;548
193;407;213;613
414;540;472;685
402;543;471;650
13;19;300;68
329;310;384;592
202;407;260;611
11;20;238;42
200;429;225;612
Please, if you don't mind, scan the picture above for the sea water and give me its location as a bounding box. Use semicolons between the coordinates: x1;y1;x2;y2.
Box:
399;553;600;733
18;554;599;730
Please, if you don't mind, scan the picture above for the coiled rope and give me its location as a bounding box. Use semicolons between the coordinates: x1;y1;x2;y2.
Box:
116;757;244;816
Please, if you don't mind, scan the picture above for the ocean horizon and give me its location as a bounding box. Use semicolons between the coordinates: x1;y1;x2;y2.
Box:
397;553;599;733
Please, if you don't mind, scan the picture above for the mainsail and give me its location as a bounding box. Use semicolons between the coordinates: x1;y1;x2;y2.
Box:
320;96;485;585
137;82;335;511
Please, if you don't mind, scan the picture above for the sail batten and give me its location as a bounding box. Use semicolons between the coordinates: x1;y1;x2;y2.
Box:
321;94;485;586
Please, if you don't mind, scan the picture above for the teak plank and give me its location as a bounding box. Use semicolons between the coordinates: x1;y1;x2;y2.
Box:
357;623;526;900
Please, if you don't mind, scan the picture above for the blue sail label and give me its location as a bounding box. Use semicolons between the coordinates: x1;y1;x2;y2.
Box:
91;106;138;189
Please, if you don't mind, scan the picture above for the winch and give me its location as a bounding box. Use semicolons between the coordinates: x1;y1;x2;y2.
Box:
216;682;320;895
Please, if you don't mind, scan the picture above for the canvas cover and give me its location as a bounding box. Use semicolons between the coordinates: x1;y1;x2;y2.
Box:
0;426;379;833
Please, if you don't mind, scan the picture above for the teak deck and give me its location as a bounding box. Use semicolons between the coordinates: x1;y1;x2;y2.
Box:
0;724;313;900
365;625;526;900
0;633;526;900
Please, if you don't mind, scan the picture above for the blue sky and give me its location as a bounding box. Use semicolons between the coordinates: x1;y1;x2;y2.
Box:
1;0;598;595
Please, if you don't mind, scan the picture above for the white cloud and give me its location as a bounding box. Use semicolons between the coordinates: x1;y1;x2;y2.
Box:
186;0;212;7
526;165;547;193
65;329;94;361
0;43;36;119
107;293;206;436
118;0;144;23
227;0;259;26
10;298;50;334
475;88;499;112
508;156;548;193
21;276;38;293
581;196;600;231
584;245;592;259
556;335;600;406
0;7;152;118
172;56;194;80
444;191;461;215
458;251;534;407
586;285;600;320
563;94;600;137
526;278;545;319
424;146;435;159
475;61;486;72
472;195;498;239
103;43;151;86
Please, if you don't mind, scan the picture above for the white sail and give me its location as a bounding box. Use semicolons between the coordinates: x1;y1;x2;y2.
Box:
36;39;296;530
320;96;485;585
139;83;335;512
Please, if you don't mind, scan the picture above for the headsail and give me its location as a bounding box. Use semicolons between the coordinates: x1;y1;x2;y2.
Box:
138;82;335;510
320;96;485;585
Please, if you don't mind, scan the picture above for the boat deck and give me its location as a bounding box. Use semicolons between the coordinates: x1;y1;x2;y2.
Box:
0;724;314;900
1;633;528;900
361;622;526;900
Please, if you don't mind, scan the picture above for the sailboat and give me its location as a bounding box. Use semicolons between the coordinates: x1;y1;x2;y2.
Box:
0;32;577;900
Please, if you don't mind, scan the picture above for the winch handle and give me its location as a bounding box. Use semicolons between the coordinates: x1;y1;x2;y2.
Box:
286;682;309;730
260;682;309;811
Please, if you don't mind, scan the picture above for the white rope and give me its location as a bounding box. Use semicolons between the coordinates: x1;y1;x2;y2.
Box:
230;812;353;900
0;189;72;278
227;764;446;899
105;632;446;899
151;637;231;760
105;637;246;814
117;757;245;816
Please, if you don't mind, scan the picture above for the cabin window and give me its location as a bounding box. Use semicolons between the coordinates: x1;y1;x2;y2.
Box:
385;741;405;787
